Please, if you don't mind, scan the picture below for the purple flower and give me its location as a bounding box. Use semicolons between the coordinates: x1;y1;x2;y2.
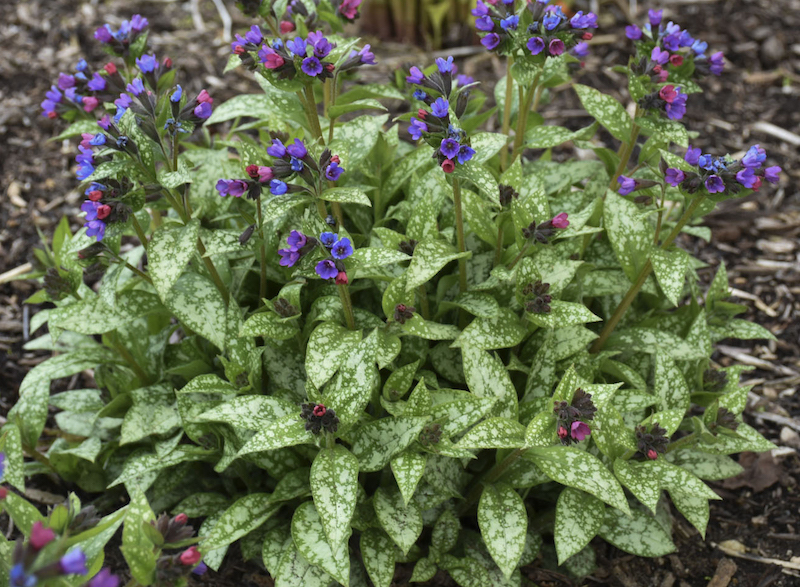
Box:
331;237;353;260
475;15;494;31
58;73;76;90
570;421;591;441
684;145;701;166
316;259;338;280
86;220;106;241
436;56;454;74
500;15;519;30
678;30;694;47
270;180;288;195
356;44;375;65
764;166;781;184
570;11;598;29
431;97;449;118
648;9;663;26
527;36;545;55
216;179;248;197
543;11;561;31
481;33;501;50
60;549;88;575
301;57;323;77
88;568;120;587
741;144;766;168
651;46;670;65
135;54;158;73
87;73;107;92
320;232;337;247
665;168;685;186
440;138;460;159
665;88;687;120
194;102;212;119
287;139;307;159
287;37;307;57
617;175;637;195
98;115;111;130
131;14;148;32
171;85;183;102
625;24;642;40
245;25;263;45
708;51;724;75
325;162;344;181
736;168;758;188
308;31;333;58
95;25;112;43
406;66;424;84
0;452;5;481
548;38;565;56
409;118;427;141
192;563;208;576
471;0;489;16
705;175;725;193
81;200;99;221
663;33;681;51
287;230;307;249
572;42;590;58
457;145;475;164
11;563;36;587
126;78;145;96
267;139;287;158
456;74;474;86
278;248;301;267
114;94;132;112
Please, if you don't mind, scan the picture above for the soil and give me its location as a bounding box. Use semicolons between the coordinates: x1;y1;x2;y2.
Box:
1;0;798;586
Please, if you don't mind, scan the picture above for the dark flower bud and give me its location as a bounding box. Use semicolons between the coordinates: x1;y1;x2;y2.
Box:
44;268;73;300
398;239;418;255
455;90;470;119
77;242;106;259
68;505;101;534
635;423;669;460
274;298;298;318
703;368;728;391
419;423;442;446
246;164;260;179
247;181;262;200
633;195;653;205
394;303;416;324
239;224;256;245
301;402;339;434
715;407;739;432
498;184;519;207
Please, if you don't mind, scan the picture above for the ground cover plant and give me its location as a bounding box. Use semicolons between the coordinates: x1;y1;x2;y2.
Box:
0;0;786;585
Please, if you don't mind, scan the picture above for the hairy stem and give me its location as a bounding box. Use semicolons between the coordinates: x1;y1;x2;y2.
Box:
131;214;149;251
418;284;430;320
511;73;540;163
452;178;467;294
338;283;356;330
256;192;267;304
300;85;324;145
499;56;514;171
610;109;642;188
493;219;505;267
508;242;530;270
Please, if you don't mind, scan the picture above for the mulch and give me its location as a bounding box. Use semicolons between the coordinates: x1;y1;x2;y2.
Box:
0;0;798;585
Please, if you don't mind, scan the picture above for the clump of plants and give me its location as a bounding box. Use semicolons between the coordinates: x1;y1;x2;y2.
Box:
3;0;783;585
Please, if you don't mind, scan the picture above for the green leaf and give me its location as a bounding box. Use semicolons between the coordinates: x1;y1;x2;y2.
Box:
320;187;371;206
725;319;776;341
527;446;630;515
598;507;676;557
650;248;689;306
236;415;316;457
667;451;743;480
613;459;661;513
410;557;437;582
431;510;461;557
330;114;388;168
291;501;350;585
555;488;604;564
203;493;279;551
454;161;499;204
52;119;103;141
405;240;471;291
0;425;25;491
164;272;227;350
306;321;361;389
240;312;298;341
328;98;387;119
604;191;653;282
402;316;461;341
324;331;379;425
478;483;527;579
573;84;632;142
360;528;397;587
274;543;331;587
526;301;601;329
653;351;691;412
430;394;497;439
351;416;428;472
439;292;501;319
310;446;359;551
457;418;525;449
373;486;423;555
658;148;696;173
470;132;508;164
205;92;303;129
671;490;709;538
383;145;435;198
452;309;527;350
349;248;409;272
0;492;45;533
637;116;688;147
461;345;518;419
391;451;427;506
121;488;157;586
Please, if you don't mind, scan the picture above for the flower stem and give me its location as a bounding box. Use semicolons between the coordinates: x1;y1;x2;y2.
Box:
300;85;324;146
338;283;356;330
499;56;515;171
418;284;430;320
111;332;150;384
610;110;641;188
452;178;467;294
493;218;505;267
315;198;328;221
590;195;706;353
256;192;267;304
508;242;530;270
458;448;526;516
654;183;667;245
131;214;149;251
511;73;540;163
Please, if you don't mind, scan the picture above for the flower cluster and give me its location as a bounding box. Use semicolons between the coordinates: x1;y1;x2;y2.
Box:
94;14;149;55
314;231;353;282
393;303;416;324
521;212;569;244
79;180;131;241
406;57;476;173
278;230;317;267
300;402;340;434
553;389;596;445
10;533;91;587
523;280;552;314
635;422;669;460
665;144;781;196
472;0;596;60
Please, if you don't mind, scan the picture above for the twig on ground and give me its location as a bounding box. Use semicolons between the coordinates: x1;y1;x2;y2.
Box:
712;541;800;571
0;263;33;284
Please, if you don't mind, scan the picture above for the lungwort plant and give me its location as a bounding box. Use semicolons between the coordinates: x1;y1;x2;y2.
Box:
4;0;784;585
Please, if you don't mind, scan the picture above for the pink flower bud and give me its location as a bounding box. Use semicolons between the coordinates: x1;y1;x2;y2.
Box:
174;513;188;524
313;404;327;417
82;96;99;112
441;159;455;174
30;521;56;550
647;449;659;460
551;212;569;229
557;425;569;439
197;89;213;104
335;271;349;285
179;546;203;566
104;62;118;75
280;21;296;34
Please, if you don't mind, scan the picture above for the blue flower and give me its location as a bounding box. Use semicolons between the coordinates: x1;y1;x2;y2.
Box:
245;25;263;45
301;56;323;77
60;548;88;575
413;89;427;101
0;452;5;482
705;175;725;194
500;15;519;31
527;37;545;55
287;37;307;57
741;144;766;169
697;154;714;170
542;11;562;31
87;73;106;92
409;118;427;141
456;74;474;87
171;85;183;102
475;16;494;31
569;11;597;29
325;162;344;181
267;139;287;158
436;56;454;73
270;180;288;195
10;563;36;587
331;237;353;260
76;59;88;72
315;259;338;280
86;220;106;241
126;78;145;96
290;156;304;171
471;0;489;16
440;138;460;159
691;39;708;56
319;232;337;248
481;33;500;50
457;145;475;164
431;97;449;118
135;54;158;73
89;134;106;146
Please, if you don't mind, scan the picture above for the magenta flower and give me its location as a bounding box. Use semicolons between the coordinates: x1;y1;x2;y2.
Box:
339;0;362;19
30;521;56;550
259;46;285;69
548;38;565;56
570;421;591;441
551;213;569;229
